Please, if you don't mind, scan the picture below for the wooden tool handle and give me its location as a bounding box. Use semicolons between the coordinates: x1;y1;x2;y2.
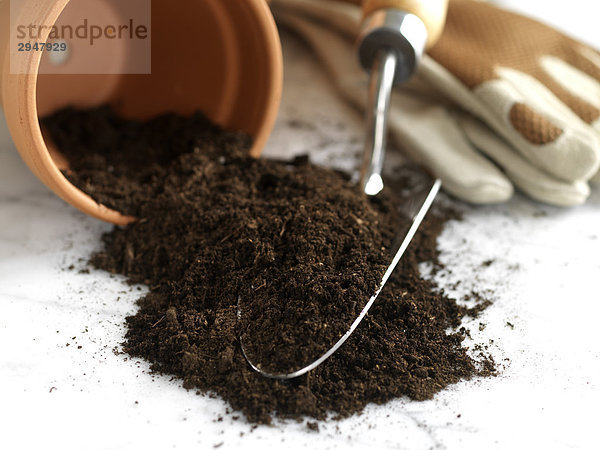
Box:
362;0;448;48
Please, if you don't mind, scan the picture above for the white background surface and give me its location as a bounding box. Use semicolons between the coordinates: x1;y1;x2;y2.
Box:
1;2;600;449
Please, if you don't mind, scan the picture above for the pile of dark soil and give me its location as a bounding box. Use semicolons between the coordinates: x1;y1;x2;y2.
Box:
43;107;493;424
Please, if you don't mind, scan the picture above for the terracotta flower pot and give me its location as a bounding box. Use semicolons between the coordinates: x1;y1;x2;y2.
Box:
0;0;282;224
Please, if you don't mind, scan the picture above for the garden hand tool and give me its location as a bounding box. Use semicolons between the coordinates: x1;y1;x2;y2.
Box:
239;0;448;379
273;0;600;206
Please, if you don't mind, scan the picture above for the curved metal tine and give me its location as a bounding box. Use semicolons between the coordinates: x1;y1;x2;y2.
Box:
238;179;442;380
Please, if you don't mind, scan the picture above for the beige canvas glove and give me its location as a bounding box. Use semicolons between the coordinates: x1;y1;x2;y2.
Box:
272;0;600;205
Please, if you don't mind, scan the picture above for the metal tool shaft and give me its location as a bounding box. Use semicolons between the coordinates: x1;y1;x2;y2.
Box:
360;49;398;196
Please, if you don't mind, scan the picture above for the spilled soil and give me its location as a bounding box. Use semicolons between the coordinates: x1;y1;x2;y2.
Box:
43;107;493;424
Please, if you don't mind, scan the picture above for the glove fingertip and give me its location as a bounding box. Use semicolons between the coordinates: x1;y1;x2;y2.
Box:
442;177;514;205
509;175;591;206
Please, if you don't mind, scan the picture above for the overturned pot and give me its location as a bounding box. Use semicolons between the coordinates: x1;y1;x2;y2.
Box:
0;0;282;224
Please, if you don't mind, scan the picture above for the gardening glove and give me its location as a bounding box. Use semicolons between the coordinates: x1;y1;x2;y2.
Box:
271;0;600;206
